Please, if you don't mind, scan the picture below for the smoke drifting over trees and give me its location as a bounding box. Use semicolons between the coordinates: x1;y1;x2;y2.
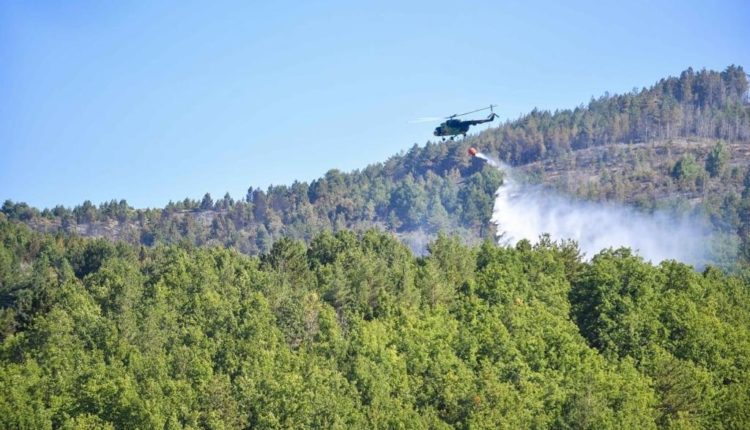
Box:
491;163;710;265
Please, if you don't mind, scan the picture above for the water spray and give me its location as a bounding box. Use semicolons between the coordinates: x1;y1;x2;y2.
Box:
468;147;709;265
468;146;499;167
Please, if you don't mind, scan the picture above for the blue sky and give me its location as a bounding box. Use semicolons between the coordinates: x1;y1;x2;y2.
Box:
2;0;748;208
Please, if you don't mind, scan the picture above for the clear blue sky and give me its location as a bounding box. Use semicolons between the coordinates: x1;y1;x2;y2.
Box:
2;0;748;209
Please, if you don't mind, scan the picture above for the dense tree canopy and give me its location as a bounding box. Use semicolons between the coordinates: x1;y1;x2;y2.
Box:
1;220;749;428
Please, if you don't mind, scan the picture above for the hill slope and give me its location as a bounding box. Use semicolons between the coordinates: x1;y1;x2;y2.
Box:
3;65;749;262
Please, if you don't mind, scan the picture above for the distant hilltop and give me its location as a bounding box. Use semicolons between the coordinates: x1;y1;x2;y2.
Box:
2;65;749;265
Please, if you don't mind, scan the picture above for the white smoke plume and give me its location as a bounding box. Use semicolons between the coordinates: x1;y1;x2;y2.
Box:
483;156;709;266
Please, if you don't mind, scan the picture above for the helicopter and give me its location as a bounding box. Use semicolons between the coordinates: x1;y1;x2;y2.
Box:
433;105;498;141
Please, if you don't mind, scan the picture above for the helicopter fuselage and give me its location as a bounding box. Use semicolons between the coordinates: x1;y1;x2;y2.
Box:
433;113;497;137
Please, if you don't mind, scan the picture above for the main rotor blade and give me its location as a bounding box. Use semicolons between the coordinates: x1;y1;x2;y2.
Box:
453;105;496;118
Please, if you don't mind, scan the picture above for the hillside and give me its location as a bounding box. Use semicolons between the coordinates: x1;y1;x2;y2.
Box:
518;137;750;220
3;65;749;263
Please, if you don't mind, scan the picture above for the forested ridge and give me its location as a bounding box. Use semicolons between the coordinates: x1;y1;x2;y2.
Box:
4;66;750;262
1;220;750;428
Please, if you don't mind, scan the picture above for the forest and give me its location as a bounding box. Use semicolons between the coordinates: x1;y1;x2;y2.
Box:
3;66;749;264
2;65;750;429
1;219;750;428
